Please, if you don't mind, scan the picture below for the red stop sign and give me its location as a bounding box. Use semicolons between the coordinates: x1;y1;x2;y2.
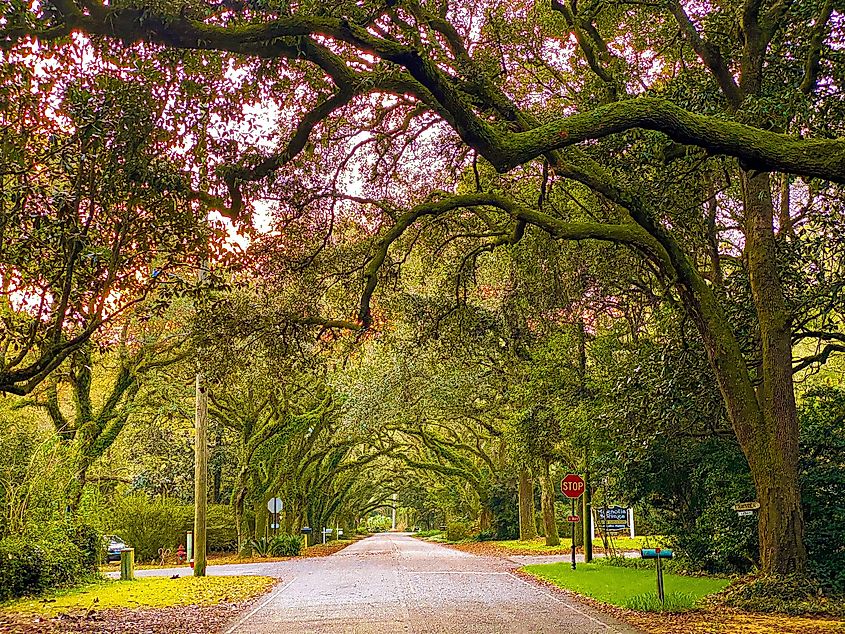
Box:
560;474;585;498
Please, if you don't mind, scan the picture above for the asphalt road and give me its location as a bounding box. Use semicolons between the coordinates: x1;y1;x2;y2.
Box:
142;533;635;634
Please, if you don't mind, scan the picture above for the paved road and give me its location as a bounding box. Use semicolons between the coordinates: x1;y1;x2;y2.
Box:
137;533;635;634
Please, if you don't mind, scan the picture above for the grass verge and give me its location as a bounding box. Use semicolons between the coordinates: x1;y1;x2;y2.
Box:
522;561;729;613
3;575;276;617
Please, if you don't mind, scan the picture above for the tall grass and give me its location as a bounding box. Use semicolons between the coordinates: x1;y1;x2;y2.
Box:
624;591;698;612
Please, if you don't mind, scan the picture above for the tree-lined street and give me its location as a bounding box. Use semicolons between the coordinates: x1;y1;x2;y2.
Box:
137;534;632;634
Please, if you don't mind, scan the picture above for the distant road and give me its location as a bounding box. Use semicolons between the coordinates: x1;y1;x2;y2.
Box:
137;532;636;633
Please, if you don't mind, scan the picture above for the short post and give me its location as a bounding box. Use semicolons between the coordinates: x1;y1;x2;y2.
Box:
656;550;665;605
120;548;135;581
187;531;193;564
641;548;673;605
629;507;635;539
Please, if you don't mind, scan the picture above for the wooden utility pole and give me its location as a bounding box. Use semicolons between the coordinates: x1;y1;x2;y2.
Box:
193;108;210;578
583;443;593;562
193;371;208;576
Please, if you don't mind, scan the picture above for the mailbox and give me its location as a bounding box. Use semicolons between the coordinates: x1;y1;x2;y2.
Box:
641;548;673;559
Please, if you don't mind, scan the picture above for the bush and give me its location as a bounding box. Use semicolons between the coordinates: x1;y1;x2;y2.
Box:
268;534;303;557
248;537;272;557
488;479;520;540
366;514;392;533
72;523;105;568
0;531;91;600
720;574;845;616
799;388;845;592
414;529;443;538
475;529;497;542
446;520;472;542
107;496;237;562
107;495;184;562
181;505;237;553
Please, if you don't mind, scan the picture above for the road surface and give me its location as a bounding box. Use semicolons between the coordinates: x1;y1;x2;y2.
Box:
132;533;637;633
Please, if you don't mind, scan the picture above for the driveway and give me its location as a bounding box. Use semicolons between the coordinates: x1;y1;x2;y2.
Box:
128;533;636;633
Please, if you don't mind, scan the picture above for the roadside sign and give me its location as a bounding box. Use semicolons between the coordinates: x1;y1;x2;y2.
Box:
737;510;753;517
732;502;760;511
566;515;580;523
561;474;585;499
267;498;283;514
596;506;629;528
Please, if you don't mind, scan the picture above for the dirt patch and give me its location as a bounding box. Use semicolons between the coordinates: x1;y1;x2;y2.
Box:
0;601;250;633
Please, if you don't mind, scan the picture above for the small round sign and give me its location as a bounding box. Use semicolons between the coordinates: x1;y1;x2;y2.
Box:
267;497;283;514
560;474;585;499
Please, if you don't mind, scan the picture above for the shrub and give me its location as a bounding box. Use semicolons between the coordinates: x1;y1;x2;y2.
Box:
268;534;303;557
248;537;272;557
0;536;43;601
488;479;519;540
475;529;497;542
72;523;105;568
180;505;237;553
107;496;237;561
0;532;90;600
720;574;845;616
107;495;184;562
446;520;472;542
414;529;443;539
799;388;845;592
366;514;392;533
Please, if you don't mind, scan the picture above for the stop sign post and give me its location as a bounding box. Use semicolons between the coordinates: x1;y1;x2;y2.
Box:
561;474;585;570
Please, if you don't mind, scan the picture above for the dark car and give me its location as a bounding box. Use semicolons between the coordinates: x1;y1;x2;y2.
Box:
104;535;127;562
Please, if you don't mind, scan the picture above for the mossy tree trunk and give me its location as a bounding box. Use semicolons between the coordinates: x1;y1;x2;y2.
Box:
518;469;537;541
539;460;560;547
737;172;806;573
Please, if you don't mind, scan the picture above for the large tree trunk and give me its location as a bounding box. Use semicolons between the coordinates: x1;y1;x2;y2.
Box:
739;172;806;574
539;460;560;546
518;470;537;540
479;507;492;532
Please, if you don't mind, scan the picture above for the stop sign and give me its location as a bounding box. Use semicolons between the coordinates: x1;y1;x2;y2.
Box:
560;474;585;498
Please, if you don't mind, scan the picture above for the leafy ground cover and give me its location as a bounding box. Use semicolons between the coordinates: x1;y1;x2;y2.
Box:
3;576;275;618
522;561;729;613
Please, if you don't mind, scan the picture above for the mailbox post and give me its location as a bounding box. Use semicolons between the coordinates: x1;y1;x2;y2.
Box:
641;548;674;605
300;526;313;548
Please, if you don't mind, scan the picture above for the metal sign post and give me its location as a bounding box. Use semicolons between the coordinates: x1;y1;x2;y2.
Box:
561;474;585;570
267;498;283;537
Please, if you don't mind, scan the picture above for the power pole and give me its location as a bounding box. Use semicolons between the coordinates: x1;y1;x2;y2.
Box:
583;441;593;562
194;370;208;576
193;108;210;578
577;319;593;562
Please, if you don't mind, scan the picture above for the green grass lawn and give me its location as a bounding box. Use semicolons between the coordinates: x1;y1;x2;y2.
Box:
497;535;667;552
3;575;276;617
523;561;730;612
